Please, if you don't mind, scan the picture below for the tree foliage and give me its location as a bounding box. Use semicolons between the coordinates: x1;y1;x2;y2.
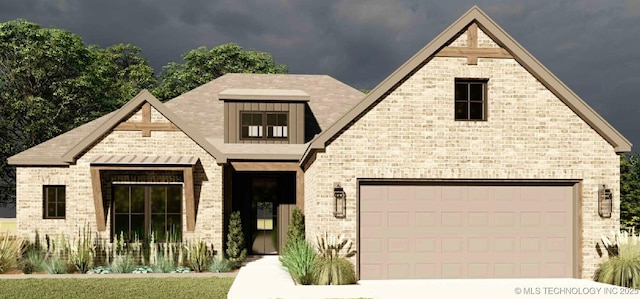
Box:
285;207;305;251
225;211;247;267
153;43;287;101
621;153;640;232
0;19;156;206
91;43;158;109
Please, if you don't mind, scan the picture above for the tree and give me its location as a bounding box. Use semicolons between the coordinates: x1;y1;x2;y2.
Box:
285;207;305;250
225;211;247;267
153;43;288;101
91;43;158;109
621;153;640;231
0;20;156;207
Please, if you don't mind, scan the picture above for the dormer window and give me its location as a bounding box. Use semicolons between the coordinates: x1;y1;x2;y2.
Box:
220;88;307;144
241;111;289;140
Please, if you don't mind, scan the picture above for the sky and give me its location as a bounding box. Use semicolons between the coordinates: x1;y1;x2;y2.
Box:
0;0;639;152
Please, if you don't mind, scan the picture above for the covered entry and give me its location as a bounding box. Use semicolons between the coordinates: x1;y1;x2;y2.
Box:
228;162;302;255
358;180;579;279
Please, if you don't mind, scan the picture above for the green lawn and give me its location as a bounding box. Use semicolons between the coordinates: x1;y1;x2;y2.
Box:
0;277;234;299
0;219;16;235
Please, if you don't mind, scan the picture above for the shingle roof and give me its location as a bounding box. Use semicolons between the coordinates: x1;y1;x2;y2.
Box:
164;73;364;142
8;74;364;166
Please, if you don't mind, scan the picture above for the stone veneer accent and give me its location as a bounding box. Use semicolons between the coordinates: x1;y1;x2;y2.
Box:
16;106;224;251
304;28;620;279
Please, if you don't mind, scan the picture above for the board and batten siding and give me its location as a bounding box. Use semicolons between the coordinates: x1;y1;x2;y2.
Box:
224;101;305;144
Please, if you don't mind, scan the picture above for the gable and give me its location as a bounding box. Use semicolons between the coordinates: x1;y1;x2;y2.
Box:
60;90;227;164
302;6;631;165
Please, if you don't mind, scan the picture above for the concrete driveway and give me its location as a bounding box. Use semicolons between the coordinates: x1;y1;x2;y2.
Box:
227;256;640;299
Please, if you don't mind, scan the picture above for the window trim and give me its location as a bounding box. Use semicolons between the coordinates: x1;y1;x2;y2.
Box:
239;111;289;141
454;79;488;121
43;185;66;219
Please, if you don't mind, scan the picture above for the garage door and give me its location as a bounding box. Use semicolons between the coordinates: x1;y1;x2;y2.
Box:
359;183;576;279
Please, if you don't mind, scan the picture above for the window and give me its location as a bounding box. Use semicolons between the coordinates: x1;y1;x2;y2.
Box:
43;185;65;219
241;111;288;140
113;185;182;241
241;112;264;138
455;80;487;120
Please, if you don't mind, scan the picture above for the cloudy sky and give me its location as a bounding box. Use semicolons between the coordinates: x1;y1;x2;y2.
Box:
1;0;639;151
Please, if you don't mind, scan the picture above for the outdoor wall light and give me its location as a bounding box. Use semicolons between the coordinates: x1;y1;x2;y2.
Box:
598;184;613;218
333;182;346;218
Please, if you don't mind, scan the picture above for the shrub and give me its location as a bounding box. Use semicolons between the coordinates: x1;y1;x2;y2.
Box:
68;226;95;273
172;266;191;273
21;250;46;273
595;230;640;289
64;262;77;274
111;254;137;273
87;266;111;274
209;256;233;273
18;259;37;274
279;239;315;285
132;265;153;274
312;233;357;285
0;231;24;273
315;232;357;260
313;256;356;285
226;211;247;267
152;256;175;273
44;256;66;274
185;240;214;272
285;208;305;250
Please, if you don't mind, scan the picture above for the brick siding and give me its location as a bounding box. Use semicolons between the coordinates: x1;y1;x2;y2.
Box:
304;29;620;279
16;106;224;251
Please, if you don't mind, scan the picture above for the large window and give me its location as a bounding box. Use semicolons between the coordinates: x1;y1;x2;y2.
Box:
113;185;182;241
43;185;65;219
455;80;487;120
241;111;288;140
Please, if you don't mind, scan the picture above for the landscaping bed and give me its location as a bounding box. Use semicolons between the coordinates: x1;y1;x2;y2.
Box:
0;227;241;277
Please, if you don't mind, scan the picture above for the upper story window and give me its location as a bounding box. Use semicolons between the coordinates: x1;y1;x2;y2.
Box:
220;88;307;144
455;79;487;121
43;185;65;219
241;111;288;140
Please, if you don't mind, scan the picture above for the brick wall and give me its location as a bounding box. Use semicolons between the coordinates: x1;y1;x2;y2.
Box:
15;106;224;251
304;30;620;279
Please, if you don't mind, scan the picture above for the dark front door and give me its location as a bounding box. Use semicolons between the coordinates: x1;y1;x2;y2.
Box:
231;171;296;255
251;177;278;254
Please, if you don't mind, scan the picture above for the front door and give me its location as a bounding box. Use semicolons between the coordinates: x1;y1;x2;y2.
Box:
251;177;278;254
230;171;296;255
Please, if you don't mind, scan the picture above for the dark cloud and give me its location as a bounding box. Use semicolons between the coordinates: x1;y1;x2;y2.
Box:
0;0;639;149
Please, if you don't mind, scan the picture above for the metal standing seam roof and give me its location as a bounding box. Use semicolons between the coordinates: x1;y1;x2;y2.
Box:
90;155;199;166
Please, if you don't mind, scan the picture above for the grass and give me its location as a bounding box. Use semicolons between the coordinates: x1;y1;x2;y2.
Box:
0;220;16;232
0;277;234;299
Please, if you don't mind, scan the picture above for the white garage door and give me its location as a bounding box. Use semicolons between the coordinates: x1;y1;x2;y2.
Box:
359;183;576;279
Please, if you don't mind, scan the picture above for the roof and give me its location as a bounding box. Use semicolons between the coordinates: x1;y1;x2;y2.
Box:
165;74;364;144
301;6;632;165
91;155;198;166
8;74;364;166
219;88;310;102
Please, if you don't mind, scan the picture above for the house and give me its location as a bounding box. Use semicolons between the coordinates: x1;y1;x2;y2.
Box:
8;6;631;280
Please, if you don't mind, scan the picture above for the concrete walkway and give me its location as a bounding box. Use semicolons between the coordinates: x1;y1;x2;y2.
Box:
227;256;640;299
